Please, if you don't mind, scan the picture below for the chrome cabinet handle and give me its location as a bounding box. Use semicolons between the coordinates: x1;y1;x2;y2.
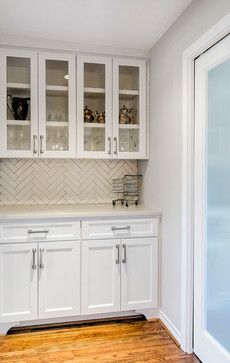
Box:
115;244;120;264
28;228;49;235
40;135;44;154
111;226;130;231
39;248;44;269
122;243;127;264
33;135;38;154
108;137;112;155
32;248;37;270
114;137;118;155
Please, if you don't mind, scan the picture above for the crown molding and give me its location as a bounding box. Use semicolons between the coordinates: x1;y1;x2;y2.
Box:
0;33;150;58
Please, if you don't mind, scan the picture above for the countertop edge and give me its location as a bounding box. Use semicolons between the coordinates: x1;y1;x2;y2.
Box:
0;207;162;222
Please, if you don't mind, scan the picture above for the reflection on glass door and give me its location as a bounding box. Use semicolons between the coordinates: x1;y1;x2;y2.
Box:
7;56;31;151
45;59;69;152
113;59;146;159
118;65;140;153
77;56;112;158
39;53;75;157
194;35;230;363
83;62;106;152
0;49;37;157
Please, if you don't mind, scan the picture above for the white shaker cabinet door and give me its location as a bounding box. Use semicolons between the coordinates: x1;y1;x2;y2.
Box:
0;243;37;323
121;237;158;310
81;240;120;314
38;241;80;318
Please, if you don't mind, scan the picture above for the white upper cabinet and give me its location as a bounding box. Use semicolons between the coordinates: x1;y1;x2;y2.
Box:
0;48;147;159
0;49;38;158
77;56;113;158
77;56;147;159
39;53;76;158
113;58;147;159
0;49;76;158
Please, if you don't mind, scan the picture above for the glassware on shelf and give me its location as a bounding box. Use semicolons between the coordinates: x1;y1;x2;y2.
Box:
84;128;105;151
47;112;67;122
119;128;139;153
46;126;68;151
7;125;31;150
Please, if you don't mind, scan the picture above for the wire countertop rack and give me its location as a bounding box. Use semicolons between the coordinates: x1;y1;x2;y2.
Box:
112;175;142;207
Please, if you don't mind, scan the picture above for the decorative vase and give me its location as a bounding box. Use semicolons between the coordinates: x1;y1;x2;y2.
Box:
7;95;30;120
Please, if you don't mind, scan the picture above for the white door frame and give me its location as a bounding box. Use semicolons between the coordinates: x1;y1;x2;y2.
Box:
181;13;230;353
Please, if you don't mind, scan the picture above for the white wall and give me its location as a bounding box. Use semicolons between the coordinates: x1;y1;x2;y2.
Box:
139;0;230;334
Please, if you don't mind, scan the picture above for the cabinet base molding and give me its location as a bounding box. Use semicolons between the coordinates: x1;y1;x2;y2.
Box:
135;308;159;320
0;309;159;335
0;322;19;335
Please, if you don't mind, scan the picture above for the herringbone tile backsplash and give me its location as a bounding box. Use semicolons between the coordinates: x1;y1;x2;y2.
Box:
0;159;137;205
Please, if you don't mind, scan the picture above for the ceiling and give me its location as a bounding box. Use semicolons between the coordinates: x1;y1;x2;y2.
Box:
0;0;192;50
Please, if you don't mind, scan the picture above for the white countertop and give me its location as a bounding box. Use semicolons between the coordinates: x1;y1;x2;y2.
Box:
0;204;162;221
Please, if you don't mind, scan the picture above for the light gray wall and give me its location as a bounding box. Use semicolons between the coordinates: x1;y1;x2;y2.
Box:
139;0;230;333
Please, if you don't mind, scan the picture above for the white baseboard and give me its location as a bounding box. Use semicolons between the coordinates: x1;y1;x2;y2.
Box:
158;310;181;345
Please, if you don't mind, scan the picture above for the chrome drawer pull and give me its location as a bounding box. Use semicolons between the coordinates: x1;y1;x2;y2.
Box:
111;226;130;231
122;243;127;264
40;135;44;154
28;228;49;234
33;135;38;154
32;248;37;270
108;137;112;155
39;248;44;269
114;137;118;155
115;244;120;264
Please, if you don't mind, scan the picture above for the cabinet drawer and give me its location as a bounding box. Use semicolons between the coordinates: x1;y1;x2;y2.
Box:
0;222;81;243
82;218;158;240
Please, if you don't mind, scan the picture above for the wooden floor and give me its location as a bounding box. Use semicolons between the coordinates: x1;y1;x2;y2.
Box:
0;319;200;363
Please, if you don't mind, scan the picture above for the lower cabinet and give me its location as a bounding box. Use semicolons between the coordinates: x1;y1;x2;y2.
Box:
81;239;120;314
0;241;81;323
81;237;158;315
0;243;37;323
0;221;159;327
39;241;80;318
121;238;158;310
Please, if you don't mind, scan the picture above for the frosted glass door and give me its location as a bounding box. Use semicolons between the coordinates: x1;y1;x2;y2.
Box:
0;49;38;157
194;35;230;363
39;53;75;157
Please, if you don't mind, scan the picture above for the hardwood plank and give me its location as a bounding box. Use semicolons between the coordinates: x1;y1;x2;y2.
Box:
0;320;200;363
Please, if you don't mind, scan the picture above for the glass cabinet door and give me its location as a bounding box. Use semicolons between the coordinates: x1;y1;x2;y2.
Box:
0;49;38;157
113;59;147;159
77;56;112;158
39;53;75;157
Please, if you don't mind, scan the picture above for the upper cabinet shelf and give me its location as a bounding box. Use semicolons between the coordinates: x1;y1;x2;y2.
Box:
84;87;105;94
119;90;139;96
0;49;147;159
7;82;30;89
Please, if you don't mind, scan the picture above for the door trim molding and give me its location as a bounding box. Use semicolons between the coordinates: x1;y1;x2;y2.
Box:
181;12;230;353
